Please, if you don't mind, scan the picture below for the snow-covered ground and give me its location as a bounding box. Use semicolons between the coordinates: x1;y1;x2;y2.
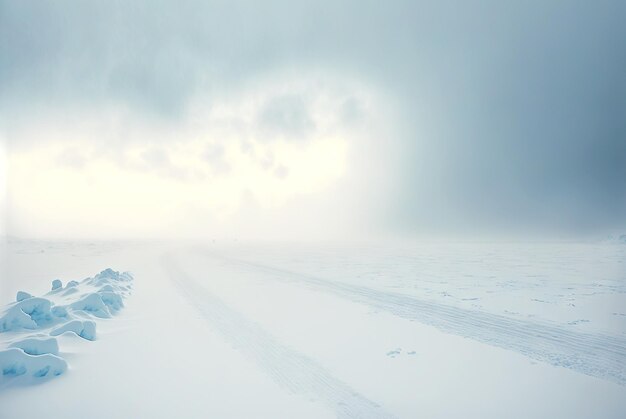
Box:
0;238;625;418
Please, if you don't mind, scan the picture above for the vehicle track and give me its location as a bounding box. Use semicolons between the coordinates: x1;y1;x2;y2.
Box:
201;250;626;386
162;256;398;419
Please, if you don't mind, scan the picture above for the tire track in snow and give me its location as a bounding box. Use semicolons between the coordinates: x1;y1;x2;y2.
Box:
162;256;397;419
202;250;626;386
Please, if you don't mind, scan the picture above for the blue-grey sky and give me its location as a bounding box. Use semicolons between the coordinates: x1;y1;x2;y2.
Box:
1;0;624;238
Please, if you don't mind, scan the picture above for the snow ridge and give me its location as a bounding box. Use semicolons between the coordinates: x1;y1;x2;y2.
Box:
0;269;133;387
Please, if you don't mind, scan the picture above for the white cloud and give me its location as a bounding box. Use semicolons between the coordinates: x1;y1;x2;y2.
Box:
5;70;395;239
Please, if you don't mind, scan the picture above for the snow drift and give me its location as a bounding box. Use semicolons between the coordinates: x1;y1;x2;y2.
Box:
0;268;132;386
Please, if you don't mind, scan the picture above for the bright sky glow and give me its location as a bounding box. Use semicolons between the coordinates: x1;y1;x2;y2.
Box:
5;73;389;239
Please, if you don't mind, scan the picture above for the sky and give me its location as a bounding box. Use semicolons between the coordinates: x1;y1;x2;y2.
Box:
1;0;624;240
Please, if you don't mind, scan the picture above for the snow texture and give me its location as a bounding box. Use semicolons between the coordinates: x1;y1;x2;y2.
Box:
164;258;397;419
0;269;132;386
1;240;624;419
207;250;626;385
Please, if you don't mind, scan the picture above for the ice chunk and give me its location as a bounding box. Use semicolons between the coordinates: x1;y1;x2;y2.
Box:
98;268;119;279
0;267;131;388
16;291;32;302
98;291;124;312
9;337;59;356
0;298;55;332
87;268;134;286
70;293;111;318
0;307;35;331
51;305;68;318
50;320;97;341
0;348;67;380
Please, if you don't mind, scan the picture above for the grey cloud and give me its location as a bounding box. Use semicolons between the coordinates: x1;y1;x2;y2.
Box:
258;94;315;141
339;97;364;126
2;0;625;235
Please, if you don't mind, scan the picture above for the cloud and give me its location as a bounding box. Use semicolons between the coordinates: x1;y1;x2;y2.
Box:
56;147;87;169
203;144;231;175
274;165;289;179
2;0;624;238
258;94;315;141
3;70;388;239
139;147;191;181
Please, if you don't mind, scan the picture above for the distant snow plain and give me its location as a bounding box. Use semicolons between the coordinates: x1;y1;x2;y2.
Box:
0;238;625;418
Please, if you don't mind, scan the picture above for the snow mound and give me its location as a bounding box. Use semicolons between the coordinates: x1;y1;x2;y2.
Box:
0;348;67;382
70;293;113;318
9;337;59;356
0;298;55;332
51;320;97;341
0;268;133;387
86;268;133;287
16;291;32;302
99;291;124;312
0;269;132;333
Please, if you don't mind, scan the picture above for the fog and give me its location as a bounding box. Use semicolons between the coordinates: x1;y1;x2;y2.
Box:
1;0;624;240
